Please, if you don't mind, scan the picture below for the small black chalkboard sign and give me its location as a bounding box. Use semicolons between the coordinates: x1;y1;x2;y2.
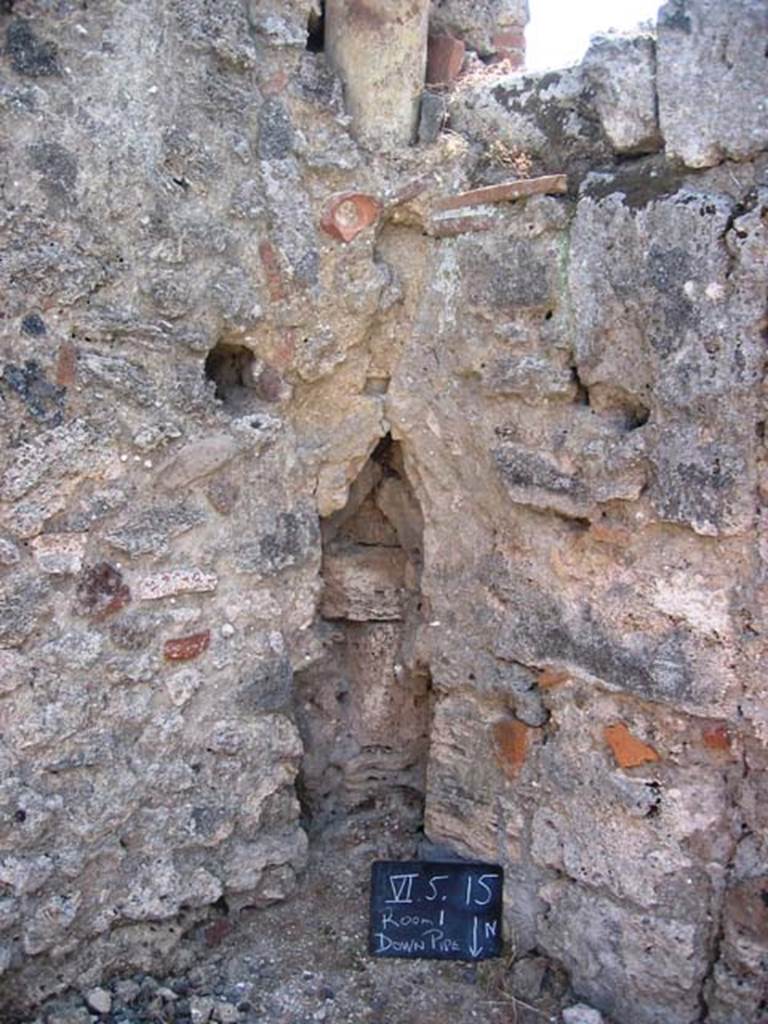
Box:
369;860;504;961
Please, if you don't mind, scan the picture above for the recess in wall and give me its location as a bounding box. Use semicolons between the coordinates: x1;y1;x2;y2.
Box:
204;342;255;410
306;1;325;52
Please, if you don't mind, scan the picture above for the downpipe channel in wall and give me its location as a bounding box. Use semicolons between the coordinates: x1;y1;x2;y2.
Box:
294;436;434;840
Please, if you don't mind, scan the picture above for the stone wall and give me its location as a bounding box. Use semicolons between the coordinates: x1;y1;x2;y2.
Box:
430;0;528;66
0;0;766;1021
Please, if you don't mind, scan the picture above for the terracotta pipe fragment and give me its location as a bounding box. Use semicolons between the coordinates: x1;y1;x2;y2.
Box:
433;173;568;213
325;0;430;149
320;191;381;243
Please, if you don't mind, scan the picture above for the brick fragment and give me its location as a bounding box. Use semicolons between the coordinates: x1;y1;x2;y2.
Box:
386;177;431;209
536;667;571;688
494;29;525;51
262;68;288;97
702;724;732;753
433;174;568;213
164;630;211;662
272;330;296;371
503;53;526;71
426;33;466;86
493;719;532;779
493;28;525;65
588;522;633;546
429;214;496;238
258;240;285;302
320;192;381;243
55;341;77;387
604;723;660;769
204;918;233;947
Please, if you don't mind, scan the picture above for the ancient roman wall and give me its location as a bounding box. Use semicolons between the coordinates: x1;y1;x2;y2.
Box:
0;1;766;1021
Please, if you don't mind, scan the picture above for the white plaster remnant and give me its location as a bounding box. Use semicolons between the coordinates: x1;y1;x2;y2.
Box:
652;574;731;636
166;668;202;708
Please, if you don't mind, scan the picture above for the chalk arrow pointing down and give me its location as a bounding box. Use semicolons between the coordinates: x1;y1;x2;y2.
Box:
469;916;484;958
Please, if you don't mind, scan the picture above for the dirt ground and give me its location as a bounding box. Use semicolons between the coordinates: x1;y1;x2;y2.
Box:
24;807;572;1024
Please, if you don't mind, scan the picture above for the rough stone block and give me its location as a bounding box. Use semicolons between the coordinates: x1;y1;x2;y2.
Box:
425;694;524;863
6;18;60;77
30;534;87;575
657;0;768;167
237;655;293;713
569;186;762;537
490;564;731;710
345;622;427;748
256;98;294;160
0;539;20;567
538;881;708;1024
236;507;319;576
247;2;309;46
461;238;553;309
155;435;239;492
320;547;406;621
418;92;446;145
0;650;25;695
23;893;81;955
494;444;587;516
0;574;51;647
73;563;130;621
1;420;95;502
85;988;111;1015
105;503;206;558
582;34;660;155
447;63;614;180
648;422;754;537
136;569;218;601
206;475;240;516
485;354;576;402
429;0;528;56
563;1006;604;1024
